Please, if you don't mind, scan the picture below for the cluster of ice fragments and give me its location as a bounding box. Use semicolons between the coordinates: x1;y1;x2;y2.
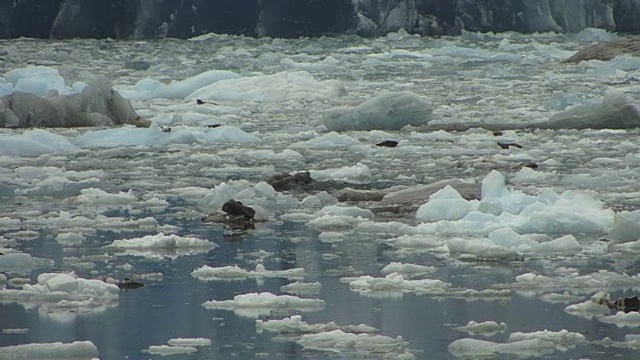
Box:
0;272;119;318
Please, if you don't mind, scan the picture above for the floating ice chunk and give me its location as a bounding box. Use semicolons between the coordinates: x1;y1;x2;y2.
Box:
202;292;326;318
564;296;611;319
197;180;299;213
297;330;411;357
306;214;369;232
608;210;640;243
315;205;374;220
256;315;378;335
413;170;614;235
280;281;322;295
291;131;361;148
0;273;119;316
449;329;585;358
542;92;640;130
69;188;137;209
416;185;473;222
0;129;80;157
5;66;70;97
599;311;640;327
380;262;437;278
541;292;585;304
0;341;98;359
245;149;303;161
0;252;35;274
309;163;372;183
107;232;217;258
512;270;640;295
576;27;618;43
348;272;451;297
124;70;241;100
186;71;347;102
191;264;304;281
531;235;581;253
73;124;259;148
454;321;507;336
323;92;433;131
167;338;212;347
147;345;198;355
546;92;598;111
482;170;508;199
446;237;525;262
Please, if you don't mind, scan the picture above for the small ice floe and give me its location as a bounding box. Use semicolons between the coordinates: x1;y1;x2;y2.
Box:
0;129;80;157
608;209;640;243
380;262;437;278
540;292;585;304
1;328;29;334
564;292;612;319
106;232;217;259
346;272;511;300
202;292;325;318
454;320;507;336
145;337;211;356
0;341;98;359
296;330;413;358
599;311;640;327
511;269;640;296
290;131;361;149
0;273;119;317
146;345;198;356
347;272;451;298
0;252;35;274
256;315;377;335
309;163;373;183
448;329;586;358
280;281;322;296
191;264;304;281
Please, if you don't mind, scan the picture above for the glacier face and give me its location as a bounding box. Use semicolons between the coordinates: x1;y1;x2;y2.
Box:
1;0;638;39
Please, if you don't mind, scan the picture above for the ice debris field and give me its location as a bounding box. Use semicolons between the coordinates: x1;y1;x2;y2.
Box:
1;27;640;358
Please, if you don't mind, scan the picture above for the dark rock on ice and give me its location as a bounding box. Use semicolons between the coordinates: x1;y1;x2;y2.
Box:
124;59;151;71
564;38;640;63
595;295;640;313
221;199;256;219
497;142;522;149
197;99;218;106
204;124;222;128
115;278;144;290
376;140;399;148
267;172;315;192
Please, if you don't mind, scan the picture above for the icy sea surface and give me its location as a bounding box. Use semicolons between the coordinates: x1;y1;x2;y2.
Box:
2;29;640;359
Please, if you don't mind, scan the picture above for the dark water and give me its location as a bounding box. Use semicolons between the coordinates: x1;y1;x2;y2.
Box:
1;220;638;360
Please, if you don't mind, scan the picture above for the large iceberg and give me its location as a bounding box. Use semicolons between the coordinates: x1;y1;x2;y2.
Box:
323;92;433;131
